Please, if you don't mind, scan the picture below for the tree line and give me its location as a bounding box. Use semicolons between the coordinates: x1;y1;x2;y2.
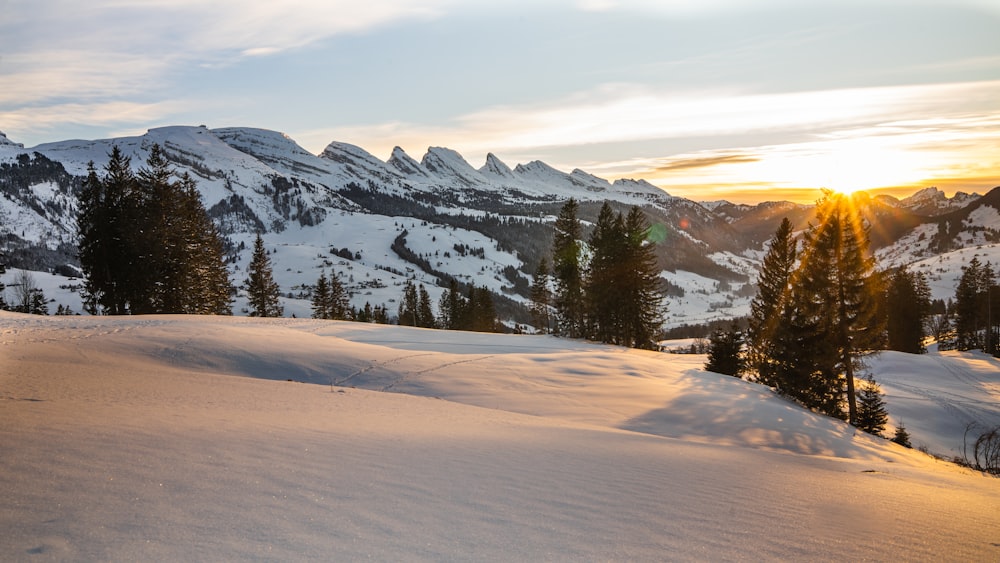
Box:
530;199;665;350
77;145;233;315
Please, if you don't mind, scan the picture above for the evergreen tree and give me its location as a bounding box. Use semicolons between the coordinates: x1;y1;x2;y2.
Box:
790;192;881;423
884;267;931;353
529;258;553;334
704;323;744;377
327;272;351;320
586;202;625;343
618;206;665;349
77;147;138;314
372;304;390;325
954;258;998;353
892;421;912;448
398;280;420;326
552;198;585;338
439;278;463;330
245;233;283;317
417;284;436;328
311;271;331;319
178;175;233;315
77;145;232;315
29;289;48;316
746;218;798;388
465;285;498;332
0;258;6;311
855;374;889;436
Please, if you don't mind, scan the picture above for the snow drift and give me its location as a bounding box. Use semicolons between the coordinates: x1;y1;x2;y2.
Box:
2;312;999;561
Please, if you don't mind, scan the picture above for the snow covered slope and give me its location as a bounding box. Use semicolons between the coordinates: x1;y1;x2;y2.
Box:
1;125;997;328
2;312;998;561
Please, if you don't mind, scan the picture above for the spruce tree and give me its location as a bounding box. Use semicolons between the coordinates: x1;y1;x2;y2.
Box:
439;278;463;330
245;233;283;317
704;324;745;377
891;421;912;448
0;258;6;311
417;284;436;328
311;271;331;319
619;206;664;349
884;267;931;353
529;258;553;334
552;198;585;338
398;280;419;326
855;374;889;436
954;258;997;352
746;218;798;387
178;175;233;315
77;148;139;314
77;145;232;315
327;272;351;320
586;202;625;344
791;192;881;423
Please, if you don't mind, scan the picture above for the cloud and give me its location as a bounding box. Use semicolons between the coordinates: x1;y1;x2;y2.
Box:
0;101;187;142
652;154;760;172
298;80;1000;162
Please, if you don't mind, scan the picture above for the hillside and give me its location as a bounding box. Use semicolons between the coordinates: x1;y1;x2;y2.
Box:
2;312;998;560
0;126;994;328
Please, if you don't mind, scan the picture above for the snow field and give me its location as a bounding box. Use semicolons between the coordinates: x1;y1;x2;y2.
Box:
2;313;1000;560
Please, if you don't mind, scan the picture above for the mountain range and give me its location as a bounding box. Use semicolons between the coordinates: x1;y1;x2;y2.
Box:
1;125;997;328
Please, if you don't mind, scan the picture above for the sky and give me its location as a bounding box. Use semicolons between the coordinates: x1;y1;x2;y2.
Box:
2;0;1000;203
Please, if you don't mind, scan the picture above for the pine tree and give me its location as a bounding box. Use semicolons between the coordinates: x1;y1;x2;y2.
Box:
77;145;232;315
892;421;912;448
0;257;6;311
178;175;233;315
586;202;625;344
417;284;436;328
327;272;350;320
245;233;283;317
466;285;498;332
398;280;419;326
372;304;390;324
884;267;931;353
439;278;463;330
954;259;999;354
619;206;664;349
552;198;585;338
529;258;553;334
77;148;139;314
855;374;889;436
311;271;331;319
746;218;798;388
704;324;744;377
790;193;881;423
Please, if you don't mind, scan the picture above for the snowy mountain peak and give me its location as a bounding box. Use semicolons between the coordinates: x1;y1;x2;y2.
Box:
569;169;611;190
480;153;514;179
421;147;485;187
387;146;427;177
514;160;562;179
611;178;668;197
890;186;981;216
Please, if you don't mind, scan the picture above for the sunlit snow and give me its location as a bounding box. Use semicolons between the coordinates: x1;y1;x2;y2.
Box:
3;312;998;560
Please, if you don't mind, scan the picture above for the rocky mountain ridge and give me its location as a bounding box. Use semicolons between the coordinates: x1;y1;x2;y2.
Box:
0;125;995;327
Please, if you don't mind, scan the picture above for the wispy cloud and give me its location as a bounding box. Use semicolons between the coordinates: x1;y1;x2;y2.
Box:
652;154;760;172
303;79;1000;157
0;101;187;139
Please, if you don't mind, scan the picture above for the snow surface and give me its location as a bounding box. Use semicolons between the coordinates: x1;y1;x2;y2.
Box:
3;312;999;561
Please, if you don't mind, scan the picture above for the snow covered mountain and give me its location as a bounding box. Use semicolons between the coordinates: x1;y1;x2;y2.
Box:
0;125;995;327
